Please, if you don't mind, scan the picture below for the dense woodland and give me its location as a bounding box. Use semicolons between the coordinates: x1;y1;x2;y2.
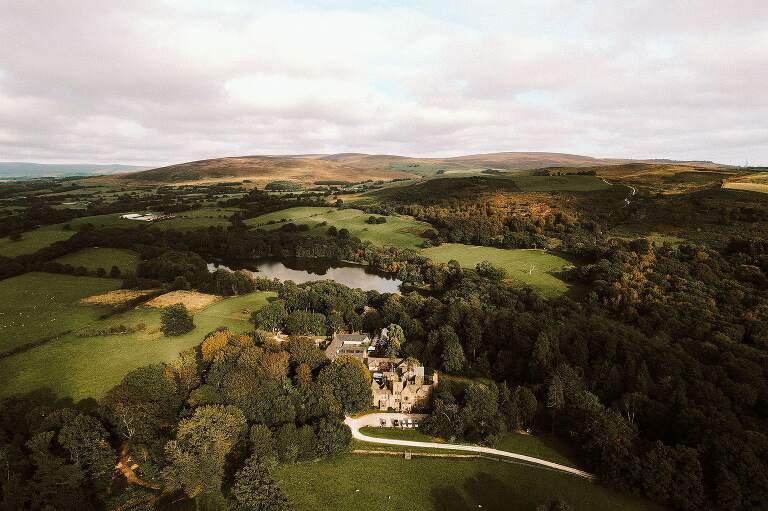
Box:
0;328;368;510
1;177;767;510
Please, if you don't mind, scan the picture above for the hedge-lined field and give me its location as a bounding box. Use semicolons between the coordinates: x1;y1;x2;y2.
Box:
0;272;121;355
0;291;275;400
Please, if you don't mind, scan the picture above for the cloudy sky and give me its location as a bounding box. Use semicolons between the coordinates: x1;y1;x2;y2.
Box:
1;0;766;166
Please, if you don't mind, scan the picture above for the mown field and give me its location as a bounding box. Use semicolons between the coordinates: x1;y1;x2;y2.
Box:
0;272;122;355
0;290;275;400
275;455;663;511
421;244;572;297
53;247;140;273
245;206;432;249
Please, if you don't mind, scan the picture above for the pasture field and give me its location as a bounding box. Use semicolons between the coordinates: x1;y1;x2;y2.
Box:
153;207;239;230
275;455;663;511
421;244;572;297
611;231;687;247
0;272;122;355
0;208;238;259
510;174;611;192
0;291;275;399
53;247;140;273
0;213;140;258
245;206;432;249
0;226;76;257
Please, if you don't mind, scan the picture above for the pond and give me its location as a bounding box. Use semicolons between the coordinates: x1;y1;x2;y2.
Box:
207;258;402;294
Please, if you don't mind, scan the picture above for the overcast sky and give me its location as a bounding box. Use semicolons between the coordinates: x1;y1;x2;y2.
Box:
1;0;766;166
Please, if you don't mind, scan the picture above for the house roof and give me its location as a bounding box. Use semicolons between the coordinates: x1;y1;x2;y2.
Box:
335;333;370;344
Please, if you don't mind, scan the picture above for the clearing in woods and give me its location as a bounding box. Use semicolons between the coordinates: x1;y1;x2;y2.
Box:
245;206;432;249
53;247;140;273
421;244;572;297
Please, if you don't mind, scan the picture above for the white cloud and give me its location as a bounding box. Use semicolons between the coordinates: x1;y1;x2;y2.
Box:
0;0;765;165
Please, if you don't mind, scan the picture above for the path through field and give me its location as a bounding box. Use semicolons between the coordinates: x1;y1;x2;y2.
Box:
345;414;595;480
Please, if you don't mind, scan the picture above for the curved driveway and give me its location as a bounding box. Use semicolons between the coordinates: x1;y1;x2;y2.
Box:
345;413;595;480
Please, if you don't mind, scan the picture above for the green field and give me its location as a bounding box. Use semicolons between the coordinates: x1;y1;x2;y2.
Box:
611;231;687;247
0;213;144;258
54;247;140;273
275;455;663;511
358;427;581;469
154;207;239;230
0;209;238;259
510;175;611;192
421;244;572;297
0;291;275;400
0;226;76;257
245;206;432;249
0;272;122;355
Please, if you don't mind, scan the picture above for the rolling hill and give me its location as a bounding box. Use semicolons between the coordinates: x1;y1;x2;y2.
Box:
0;162;147;178
91;152;735;186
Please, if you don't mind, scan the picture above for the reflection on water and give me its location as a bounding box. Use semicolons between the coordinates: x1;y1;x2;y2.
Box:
207;258;402;294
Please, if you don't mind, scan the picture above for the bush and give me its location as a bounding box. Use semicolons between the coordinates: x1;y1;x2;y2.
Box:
160;303;195;336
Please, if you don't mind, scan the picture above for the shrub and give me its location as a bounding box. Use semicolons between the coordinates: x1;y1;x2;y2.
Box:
160;303;195;336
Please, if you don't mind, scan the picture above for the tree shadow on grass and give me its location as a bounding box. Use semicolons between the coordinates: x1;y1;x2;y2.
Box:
430;471;513;511
430;486;469;511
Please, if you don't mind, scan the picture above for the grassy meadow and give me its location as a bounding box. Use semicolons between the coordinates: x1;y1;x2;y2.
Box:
358;427;581;469
0;291;275;400
275;455;664;511
245;206;432;249
421;244;572;297
0;213;140;258
510;174;611;192
0;226;76;257
153;207;239;230
53;247;140;273
0;272;122;355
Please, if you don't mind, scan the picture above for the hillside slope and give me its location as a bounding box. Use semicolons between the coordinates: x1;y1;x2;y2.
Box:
96;152;733;186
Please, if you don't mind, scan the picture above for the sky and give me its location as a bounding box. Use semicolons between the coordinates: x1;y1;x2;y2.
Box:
0;0;766;166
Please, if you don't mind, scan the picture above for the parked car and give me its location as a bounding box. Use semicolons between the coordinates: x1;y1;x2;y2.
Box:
392;419;399;427
379;418;387;427
413;420;420;428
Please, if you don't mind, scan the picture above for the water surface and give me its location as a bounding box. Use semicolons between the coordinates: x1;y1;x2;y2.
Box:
208;258;402;293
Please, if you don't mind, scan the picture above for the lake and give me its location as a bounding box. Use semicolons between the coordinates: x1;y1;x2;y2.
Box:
207;258;402;293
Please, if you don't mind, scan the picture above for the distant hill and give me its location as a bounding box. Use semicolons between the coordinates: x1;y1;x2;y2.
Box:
0;162;148;178
89;152;733;186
